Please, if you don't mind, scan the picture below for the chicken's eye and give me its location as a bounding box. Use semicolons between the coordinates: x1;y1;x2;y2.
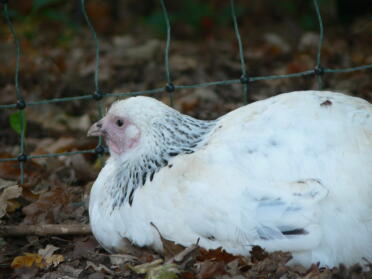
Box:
116;119;124;127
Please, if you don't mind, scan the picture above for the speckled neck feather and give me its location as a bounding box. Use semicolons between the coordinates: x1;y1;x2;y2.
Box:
109;112;216;209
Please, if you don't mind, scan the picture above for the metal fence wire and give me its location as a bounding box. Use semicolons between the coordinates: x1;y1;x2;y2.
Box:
1;0;372;184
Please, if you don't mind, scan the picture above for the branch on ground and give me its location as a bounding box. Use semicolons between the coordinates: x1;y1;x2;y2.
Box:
0;224;91;236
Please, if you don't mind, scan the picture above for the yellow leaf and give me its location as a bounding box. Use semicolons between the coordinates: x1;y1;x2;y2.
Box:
147;264;180;279
129;259;180;279
11;253;45;269
129;259;164;274
45;254;64;267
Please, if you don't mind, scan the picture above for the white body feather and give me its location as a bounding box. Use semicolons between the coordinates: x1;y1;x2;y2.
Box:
89;90;372;267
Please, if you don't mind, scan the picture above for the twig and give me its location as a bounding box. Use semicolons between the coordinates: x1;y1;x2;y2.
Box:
166;243;199;264
0;224;91;236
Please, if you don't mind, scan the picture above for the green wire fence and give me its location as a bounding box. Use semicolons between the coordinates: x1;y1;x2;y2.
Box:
1;0;372;184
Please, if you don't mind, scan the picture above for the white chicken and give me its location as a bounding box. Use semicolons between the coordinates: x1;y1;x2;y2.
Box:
88;90;372;267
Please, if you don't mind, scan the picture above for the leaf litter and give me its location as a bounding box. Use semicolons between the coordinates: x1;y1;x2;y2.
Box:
0;5;371;278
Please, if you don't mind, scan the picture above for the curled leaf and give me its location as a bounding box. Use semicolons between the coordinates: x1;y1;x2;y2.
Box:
11;253;45;269
38;244;60;258
45;254;64;267
0;185;22;218
129;259;180;279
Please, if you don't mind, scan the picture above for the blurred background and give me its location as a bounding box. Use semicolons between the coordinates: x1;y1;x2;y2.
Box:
0;1;371;277
0;0;371;161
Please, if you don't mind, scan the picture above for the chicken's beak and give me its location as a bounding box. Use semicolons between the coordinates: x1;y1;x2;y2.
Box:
87;120;104;137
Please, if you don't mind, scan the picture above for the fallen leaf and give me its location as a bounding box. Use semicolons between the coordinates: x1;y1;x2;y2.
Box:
45;254;64;268
57;263;84;278
11;244;64;270
13;266;38;279
196;260;226;279
87;272;106;279
147;264;180;279
168;244;200;265
250;245;269;263
11;253;45;269
22;185;72;224
38;244;60;258
198;247;240;264
32;137;76;155
129;259;164;274
181;271;195;279
151;222;185;260
130;259;180;279
0;184;22;218
72;238;98;259
86;261;114;275
63;154;97;182
0;178;17;190
109;254;139;266
0;153;43;186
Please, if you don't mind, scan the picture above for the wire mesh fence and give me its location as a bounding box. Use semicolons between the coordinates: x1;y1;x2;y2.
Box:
1;0;371;184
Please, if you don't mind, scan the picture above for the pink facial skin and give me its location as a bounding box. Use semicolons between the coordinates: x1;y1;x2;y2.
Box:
93;115;141;155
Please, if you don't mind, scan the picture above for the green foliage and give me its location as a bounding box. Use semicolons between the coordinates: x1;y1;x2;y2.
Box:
6;0;77;40
274;0;331;31
9;111;26;135
174;1;214;28
28;0;77;29
32;0;65;13
143;10;166;34
143;0;239;36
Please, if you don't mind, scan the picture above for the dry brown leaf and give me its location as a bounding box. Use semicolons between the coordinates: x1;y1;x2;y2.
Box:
0;178;16;190
0;153;43;186
196;260;227;279
63;153;97;182
151;222;185;260
87;272;106;279
72;238;98;259
0;184;22;218
22;185;72;224
198;247;240;264
86;261;114;275
13;266;39;279
21;187;40;202
250;245;269;263
32;137;75;155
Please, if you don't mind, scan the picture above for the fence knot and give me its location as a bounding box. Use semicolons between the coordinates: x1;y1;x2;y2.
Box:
17;154;27;162
314;66;324;76
240;74;250;84
165;83;175;93
92;91;104;101
16;99;26;110
94;145;105;155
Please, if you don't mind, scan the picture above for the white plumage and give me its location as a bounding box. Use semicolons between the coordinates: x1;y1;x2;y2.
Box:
88;90;372;267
